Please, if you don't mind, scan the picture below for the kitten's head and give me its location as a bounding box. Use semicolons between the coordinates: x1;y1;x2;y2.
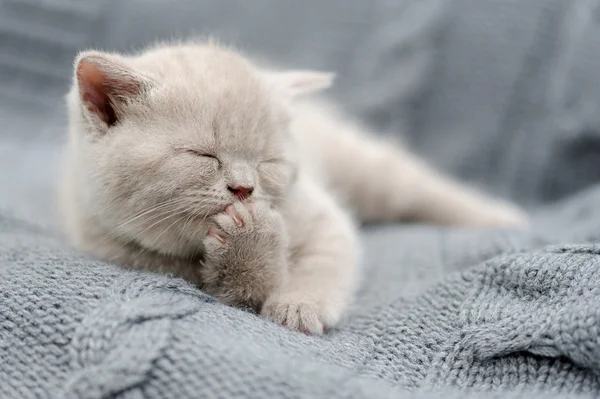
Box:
68;44;332;259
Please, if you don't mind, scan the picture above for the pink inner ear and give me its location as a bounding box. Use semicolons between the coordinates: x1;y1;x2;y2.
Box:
77;61;118;126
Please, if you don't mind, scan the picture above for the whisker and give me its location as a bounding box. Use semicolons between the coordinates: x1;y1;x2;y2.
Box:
85;196;177;225
114;198;185;230
90;199;189;248
85;187;282;255
134;212;191;259
117;209;189;252
169;211;197;255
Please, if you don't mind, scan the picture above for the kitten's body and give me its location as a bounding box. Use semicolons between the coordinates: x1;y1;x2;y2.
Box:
60;42;526;334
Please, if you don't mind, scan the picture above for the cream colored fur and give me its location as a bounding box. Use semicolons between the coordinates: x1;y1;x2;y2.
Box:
59;42;527;334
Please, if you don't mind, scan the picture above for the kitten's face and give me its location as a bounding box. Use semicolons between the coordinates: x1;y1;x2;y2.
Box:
74;55;290;257
71;47;331;258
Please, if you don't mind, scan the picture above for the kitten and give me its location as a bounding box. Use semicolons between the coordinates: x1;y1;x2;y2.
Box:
59;42;527;334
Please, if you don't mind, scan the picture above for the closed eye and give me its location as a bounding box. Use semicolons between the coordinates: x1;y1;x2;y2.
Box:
260;158;288;165
176;147;221;165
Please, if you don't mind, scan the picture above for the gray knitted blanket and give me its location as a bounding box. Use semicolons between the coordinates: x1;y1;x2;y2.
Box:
2;1;600;398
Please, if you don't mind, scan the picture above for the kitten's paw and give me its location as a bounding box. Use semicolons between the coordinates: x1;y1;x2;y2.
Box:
204;200;282;247
201;200;287;309
262;293;337;335
205;201;254;247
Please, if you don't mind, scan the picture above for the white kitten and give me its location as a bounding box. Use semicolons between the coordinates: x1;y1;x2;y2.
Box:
59;42;527;334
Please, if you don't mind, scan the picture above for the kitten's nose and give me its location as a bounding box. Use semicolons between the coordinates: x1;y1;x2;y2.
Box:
228;185;254;200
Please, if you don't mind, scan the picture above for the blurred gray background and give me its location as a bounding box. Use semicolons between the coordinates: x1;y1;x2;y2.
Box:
3;0;600;227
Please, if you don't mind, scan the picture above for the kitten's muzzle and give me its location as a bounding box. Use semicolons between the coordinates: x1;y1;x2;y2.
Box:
228;185;254;200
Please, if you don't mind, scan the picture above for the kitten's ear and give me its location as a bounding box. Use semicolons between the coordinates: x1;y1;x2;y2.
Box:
75;51;153;130
267;70;335;99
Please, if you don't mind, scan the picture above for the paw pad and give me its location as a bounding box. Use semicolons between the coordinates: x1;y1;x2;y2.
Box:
207;226;227;244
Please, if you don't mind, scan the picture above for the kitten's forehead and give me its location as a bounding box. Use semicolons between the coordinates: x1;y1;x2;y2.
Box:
127;45;287;153
156;79;278;131
133;44;270;102
143;76;280;157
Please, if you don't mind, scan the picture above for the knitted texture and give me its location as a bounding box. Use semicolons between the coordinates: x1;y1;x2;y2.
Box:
3;208;600;398
3;0;600;398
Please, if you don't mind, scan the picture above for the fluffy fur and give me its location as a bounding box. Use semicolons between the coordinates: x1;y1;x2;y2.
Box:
59;42;527;334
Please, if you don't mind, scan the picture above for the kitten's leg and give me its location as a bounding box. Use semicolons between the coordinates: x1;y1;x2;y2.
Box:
294;101;527;227
201;200;288;311
261;178;359;334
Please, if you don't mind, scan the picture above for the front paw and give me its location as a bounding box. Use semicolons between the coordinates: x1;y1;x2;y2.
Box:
203;200;254;255
201;200;287;309
261;293;339;335
204;201;281;254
